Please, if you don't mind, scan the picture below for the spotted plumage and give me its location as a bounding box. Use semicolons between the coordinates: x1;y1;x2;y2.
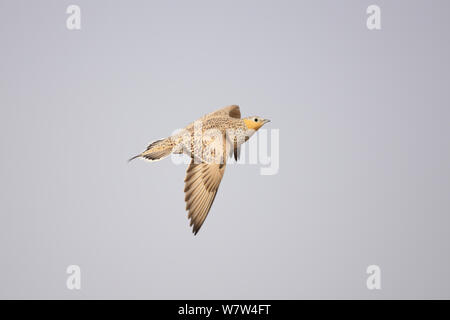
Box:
129;105;270;235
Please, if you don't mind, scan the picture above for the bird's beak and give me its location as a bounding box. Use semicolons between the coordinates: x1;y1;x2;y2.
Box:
263;119;271;124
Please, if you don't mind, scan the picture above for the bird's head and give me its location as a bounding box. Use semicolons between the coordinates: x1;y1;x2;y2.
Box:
243;116;271;131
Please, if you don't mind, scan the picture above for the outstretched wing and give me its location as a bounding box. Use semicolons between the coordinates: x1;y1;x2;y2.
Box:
208;105;241;119
184;161;226;235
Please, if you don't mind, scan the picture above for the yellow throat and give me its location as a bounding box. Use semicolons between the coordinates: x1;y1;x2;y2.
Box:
243;118;264;130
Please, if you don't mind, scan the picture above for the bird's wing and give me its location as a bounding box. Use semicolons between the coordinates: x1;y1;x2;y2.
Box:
208;105;241;119
184;161;226;235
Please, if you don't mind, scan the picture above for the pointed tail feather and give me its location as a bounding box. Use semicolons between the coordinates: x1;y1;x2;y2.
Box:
129;137;175;163
128;154;142;162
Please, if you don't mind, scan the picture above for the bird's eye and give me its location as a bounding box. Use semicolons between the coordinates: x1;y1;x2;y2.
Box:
254;118;258;122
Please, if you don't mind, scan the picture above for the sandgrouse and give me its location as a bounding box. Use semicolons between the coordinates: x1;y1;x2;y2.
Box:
129;105;270;235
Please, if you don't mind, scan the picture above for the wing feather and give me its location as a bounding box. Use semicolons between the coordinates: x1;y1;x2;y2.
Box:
184;160;226;235
207;105;241;119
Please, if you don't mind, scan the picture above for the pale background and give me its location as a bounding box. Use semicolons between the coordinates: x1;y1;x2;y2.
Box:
0;0;449;299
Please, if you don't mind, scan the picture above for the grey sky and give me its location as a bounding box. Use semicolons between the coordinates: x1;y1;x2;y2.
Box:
0;0;449;299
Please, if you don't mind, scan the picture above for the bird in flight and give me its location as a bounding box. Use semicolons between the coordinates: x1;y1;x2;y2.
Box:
129;105;270;235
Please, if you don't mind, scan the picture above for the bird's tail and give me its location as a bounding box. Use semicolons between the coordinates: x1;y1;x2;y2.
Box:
129;137;176;162
128;154;142;162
